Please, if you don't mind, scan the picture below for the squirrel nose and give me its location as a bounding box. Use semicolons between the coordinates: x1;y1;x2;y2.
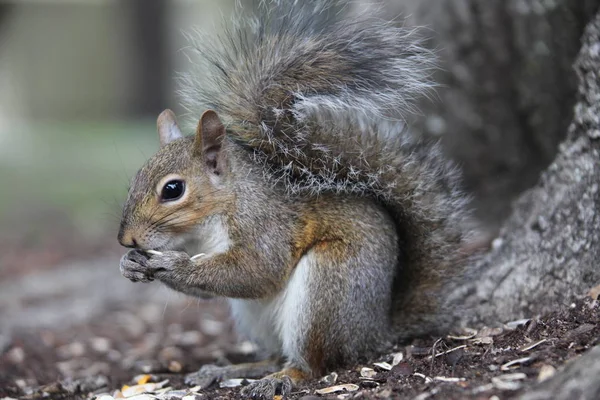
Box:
118;228;138;248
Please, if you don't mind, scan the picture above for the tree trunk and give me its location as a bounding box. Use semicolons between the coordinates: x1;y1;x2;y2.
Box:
519;344;600;400
450;9;600;326
379;0;600;229
355;1;600;397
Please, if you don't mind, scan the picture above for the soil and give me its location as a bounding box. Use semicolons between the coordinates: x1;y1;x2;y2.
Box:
1;279;598;400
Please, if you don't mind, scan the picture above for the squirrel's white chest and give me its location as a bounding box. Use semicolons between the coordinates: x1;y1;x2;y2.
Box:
180;215;231;256
227;252;314;363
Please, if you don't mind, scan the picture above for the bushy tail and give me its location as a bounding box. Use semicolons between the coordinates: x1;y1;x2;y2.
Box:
181;0;473;337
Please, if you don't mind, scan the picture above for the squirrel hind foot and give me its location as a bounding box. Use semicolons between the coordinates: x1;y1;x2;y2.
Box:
240;367;309;399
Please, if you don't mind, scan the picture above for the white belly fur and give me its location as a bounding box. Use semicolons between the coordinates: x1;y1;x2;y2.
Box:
228;251;313;368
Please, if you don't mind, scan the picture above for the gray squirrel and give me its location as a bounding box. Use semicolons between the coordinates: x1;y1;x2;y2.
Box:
118;1;473;398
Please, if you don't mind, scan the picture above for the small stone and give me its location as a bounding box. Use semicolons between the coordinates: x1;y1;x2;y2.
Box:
537;365;556;382
177;331;203;346
57;342;85;358
377;389;392;398
168;360;183;373
107;349;122;362
235;340;258;355
168;323;184;336
139;304;163;324
90;337;111;353
134;360;164;374
200;318;224;336
6;347;25;364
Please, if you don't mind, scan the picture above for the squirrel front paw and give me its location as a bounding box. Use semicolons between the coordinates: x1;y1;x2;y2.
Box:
119;249;189;283
120;250;154;283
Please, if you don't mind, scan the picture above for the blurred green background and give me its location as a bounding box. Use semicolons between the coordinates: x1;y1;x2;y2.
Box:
0;0;232;275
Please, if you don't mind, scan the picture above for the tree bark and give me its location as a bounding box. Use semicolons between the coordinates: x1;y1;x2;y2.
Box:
451;9;600;327
519;345;600;400
383;0;600;229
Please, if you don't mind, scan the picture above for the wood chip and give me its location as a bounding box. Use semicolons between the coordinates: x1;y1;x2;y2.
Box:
315;384;359;395
145;250;163;256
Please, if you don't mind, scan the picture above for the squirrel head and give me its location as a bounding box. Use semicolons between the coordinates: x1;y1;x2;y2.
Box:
118;109;234;250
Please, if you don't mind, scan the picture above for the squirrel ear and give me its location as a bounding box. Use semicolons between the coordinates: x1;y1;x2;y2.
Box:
157;109;183;147
195;110;226;175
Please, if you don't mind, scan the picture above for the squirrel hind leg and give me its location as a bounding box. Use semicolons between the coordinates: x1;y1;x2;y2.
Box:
278;217;398;376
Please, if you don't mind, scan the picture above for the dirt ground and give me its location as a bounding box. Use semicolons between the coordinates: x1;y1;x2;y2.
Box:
0;286;600;399
1;245;598;400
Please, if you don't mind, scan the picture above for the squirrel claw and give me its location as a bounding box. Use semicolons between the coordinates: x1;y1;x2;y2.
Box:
240;375;292;400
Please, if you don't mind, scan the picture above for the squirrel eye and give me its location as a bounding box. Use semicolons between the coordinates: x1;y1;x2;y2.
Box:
160;180;185;202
